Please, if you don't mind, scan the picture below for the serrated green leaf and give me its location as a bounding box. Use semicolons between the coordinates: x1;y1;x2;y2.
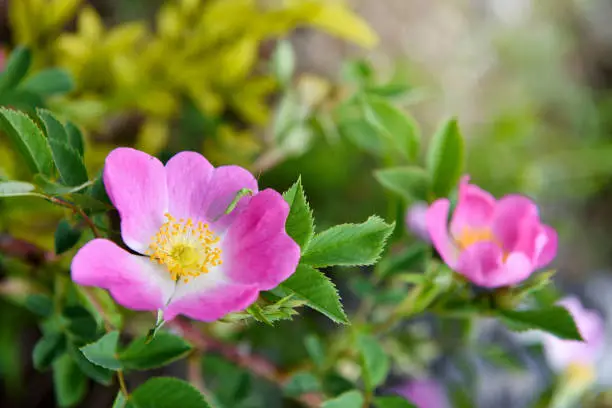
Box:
357;334;389;391
20;68;75;96
374;396;417;408
67;342;113;385
127;377;212;408
48;139;88;186
119;332;192;371
301;216;394;268
36;108;68;144
0;181;37;197
279;264;348;324
33;174;92;195
374;166;430;202
426;117;464;198
322;390;364;408
271;40;295;85
33;332;66;370
363;95;420;161
24;294;53;317
0;47;31;91
498;307;583;340
55;220;82;255
79;331;122;370
283;177;314;249
283;372;321;397
0;107;53;175
53;353;87;407
65;122;85;156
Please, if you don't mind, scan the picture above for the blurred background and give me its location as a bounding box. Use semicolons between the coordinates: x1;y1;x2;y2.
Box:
2;0;612;407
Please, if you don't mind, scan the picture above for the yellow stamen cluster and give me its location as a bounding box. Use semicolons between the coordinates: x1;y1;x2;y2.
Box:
146;213;222;282
455;227;497;250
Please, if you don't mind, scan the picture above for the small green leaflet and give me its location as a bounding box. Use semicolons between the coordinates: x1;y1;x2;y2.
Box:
53;354;87;407
498;306;583;341
322;390;364;408
374;396;417;408
79;331;122;370
0;107;54;176
283;177;315;249
0;181;38;197
426;117;464;198
279;264;348;324
357;334;390;391
301;216;394;268
119;332;192;370
0;47;31;91
374;166;430;202
126;377;212;408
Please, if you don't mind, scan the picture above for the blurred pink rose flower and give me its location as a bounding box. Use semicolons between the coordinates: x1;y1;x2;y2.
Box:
394;378;449;408
543;296;604;373
72;148;300;322
425;176;557;288
405;202;430;241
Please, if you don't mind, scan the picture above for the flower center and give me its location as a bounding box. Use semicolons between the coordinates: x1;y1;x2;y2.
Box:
455;227;496;250
146;213;222;282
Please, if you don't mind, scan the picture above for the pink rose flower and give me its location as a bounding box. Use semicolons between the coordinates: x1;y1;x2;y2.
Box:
71;148;300;322
405;202;430;242
543;297;605;373
425;176;557;288
394;378;449;408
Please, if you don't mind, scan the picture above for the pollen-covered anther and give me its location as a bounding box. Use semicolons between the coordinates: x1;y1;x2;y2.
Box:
147;213;222;282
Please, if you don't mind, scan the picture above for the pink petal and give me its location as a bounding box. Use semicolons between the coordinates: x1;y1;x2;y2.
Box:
449;176;496;238
203;165;259;232
71;239;175;311
223;189;300;290
425;199;459;268
456;243;533;288
491;194;539;252
163;281;259;322
165;151;215;221
104;148;168;253
535;225;557;268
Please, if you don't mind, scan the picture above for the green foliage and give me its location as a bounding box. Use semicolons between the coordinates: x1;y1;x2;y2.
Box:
279;264;348;324
119;333;192;371
24;294;54;318
79;331;122;370
20;68;74;96
301;216;394;267
0;180;37;196
33;332;66;370
374;396;417;408
271;40;295;86
0;47;31;92
426;117;465;199
0;107;53;175
283;177;315;249
363;95;420;161
127;377;212;408
374;167;429;202
498;307;583;340
54;220;82;255
67;343;113;385
357;333;390;391
52;353;87;407
322;390;364;408
283;372;321;397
